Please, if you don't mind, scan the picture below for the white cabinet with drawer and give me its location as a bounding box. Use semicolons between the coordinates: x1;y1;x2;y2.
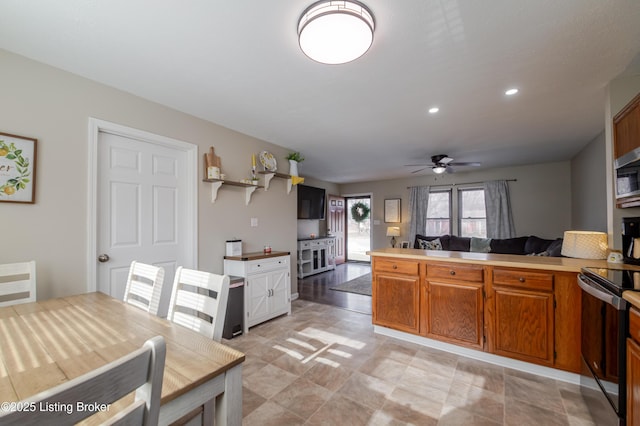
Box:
224;252;291;333
297;237;336;278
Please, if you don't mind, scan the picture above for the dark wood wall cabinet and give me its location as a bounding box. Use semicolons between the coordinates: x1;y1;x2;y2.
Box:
372;255;582;373
614;92;640;160
614;91;640;208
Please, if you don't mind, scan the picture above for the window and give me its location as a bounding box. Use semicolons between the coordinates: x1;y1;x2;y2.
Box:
459;189;486;237
426;191;451;235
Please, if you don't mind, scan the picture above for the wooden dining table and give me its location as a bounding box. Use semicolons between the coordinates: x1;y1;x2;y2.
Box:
0;292;245;425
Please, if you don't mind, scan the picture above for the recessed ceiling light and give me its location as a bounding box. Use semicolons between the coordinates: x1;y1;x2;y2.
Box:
428;107;439;114
505;88;519;96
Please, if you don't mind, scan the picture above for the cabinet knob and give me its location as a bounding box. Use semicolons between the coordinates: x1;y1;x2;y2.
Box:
392;264;398;269
450;270;456;276
519;277;525;282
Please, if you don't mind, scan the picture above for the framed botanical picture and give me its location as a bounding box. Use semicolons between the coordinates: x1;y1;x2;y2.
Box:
0;132;37;204
384;198;401;223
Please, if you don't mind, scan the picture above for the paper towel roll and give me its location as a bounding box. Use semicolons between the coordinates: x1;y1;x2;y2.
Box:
634;237;640;259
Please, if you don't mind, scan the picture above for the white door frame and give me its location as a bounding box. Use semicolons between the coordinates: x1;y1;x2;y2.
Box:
86;118;198;292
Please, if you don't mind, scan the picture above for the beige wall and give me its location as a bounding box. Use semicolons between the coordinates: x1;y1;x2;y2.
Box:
295;177;340;239
607;74;640;250
0;49;298;299
571;131;607;231
340;161;573;251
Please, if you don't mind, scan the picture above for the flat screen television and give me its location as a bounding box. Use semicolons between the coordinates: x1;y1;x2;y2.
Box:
297;184;326;220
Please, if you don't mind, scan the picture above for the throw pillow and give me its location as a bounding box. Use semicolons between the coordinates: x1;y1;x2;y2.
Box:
546;238;564;257
420;238;442;250
470;237;492;253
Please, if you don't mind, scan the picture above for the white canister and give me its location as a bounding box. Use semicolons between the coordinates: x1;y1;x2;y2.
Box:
226;239;242;256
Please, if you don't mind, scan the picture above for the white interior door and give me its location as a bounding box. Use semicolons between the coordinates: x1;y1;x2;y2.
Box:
95;128;193;317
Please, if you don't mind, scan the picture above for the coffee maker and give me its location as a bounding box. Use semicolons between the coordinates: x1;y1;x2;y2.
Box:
623;217;640;265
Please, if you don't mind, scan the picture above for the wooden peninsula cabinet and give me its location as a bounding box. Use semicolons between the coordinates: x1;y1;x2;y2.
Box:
426;262;485;349
370;249;605;374
487;267;555;366
372;257;421;334
628;307;640;425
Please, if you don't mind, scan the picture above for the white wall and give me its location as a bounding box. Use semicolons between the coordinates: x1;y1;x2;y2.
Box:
0;49;298;299
340;161;573;251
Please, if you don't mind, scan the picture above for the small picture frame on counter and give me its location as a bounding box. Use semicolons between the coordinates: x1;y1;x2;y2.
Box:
400;241;410;249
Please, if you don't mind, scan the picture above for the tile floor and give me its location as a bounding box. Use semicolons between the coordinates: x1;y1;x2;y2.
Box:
223;299;597;425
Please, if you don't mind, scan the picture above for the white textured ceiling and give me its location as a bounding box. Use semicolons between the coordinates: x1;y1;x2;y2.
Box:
1;1;640;183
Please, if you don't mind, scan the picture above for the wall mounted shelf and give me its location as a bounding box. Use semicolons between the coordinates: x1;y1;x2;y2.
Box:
259;171;304;193
203;179;263;205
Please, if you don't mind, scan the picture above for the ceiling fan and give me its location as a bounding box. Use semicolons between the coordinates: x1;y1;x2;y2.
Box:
406;154;481;174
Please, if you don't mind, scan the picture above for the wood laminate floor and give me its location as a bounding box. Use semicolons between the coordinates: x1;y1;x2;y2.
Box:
297;262;372;315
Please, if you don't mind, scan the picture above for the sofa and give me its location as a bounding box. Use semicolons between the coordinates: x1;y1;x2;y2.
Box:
414;234;564;257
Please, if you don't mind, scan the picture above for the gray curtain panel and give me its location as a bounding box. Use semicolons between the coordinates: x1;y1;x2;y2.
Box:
408;186;430;244
483;180;515;238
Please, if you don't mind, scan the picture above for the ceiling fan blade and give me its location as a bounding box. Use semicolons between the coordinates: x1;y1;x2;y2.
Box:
404;163;430;167
411;167;427;174
440;157;455;164
449;162;481;167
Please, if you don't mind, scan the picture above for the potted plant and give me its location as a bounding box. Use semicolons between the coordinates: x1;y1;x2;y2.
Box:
285;152;304;176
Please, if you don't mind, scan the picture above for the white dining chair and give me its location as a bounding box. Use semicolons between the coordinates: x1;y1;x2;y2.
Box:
168;267;230;342
0;335;166;426
0;260;36;307
124;261;165;316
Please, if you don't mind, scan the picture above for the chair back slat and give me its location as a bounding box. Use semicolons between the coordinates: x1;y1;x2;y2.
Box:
0;261;36;307
0;336;166;426
168;267;230;341
124;261;165;316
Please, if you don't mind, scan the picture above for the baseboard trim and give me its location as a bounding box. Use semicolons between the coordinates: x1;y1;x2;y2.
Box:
374;325;580;385
291;292;299;301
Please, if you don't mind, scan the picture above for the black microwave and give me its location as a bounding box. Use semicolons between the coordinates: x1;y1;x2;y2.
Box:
616;147;640;199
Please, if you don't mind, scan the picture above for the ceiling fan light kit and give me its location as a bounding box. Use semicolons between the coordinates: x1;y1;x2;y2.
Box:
298;1;375;65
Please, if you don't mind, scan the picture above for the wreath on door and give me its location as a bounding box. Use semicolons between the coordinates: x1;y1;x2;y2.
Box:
350;202;370;223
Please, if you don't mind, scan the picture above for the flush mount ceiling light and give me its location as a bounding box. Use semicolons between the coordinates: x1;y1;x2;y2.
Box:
298;1;375;65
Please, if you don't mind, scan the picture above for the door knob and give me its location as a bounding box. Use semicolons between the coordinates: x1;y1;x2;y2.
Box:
98;254;110;263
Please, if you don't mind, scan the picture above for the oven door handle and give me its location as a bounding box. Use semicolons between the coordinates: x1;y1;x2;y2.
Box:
578;274;626;309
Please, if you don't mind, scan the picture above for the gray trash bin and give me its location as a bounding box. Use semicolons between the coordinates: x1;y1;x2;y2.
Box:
223;276;244;339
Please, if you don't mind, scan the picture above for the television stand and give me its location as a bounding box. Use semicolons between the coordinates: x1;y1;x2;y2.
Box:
297;237;335;278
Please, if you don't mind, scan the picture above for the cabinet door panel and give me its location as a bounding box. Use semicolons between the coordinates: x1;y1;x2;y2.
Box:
628;337;640;425
427;280;483;348
493;287;554;365
247;273;270;325
373;273;419;333
270;270;290;315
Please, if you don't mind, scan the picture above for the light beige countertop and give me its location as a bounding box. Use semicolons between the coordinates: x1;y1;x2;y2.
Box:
368;247;614;273
624;291;640;309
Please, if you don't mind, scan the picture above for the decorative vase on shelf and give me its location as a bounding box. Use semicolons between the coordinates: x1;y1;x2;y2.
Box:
289;159;299;177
